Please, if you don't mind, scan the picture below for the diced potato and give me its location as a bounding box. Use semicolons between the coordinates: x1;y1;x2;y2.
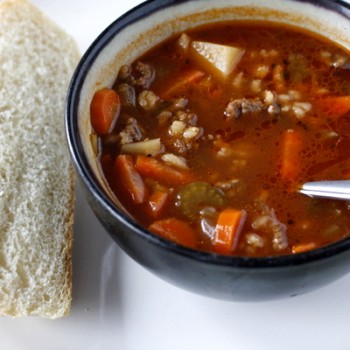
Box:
191;41;245;78
120;138;164;156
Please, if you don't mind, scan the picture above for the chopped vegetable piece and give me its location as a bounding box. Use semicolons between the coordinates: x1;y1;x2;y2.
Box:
160;69;205;99
176;182;226;220
135;155;192;185
191;41;244;78
90;88;120;135
314;95;350;118
117;83;136;108
212;208;247;254
147;190;169;218
149;218;197;249
287;53;310;84
114;155;147;204
161;153;188;170
279;129;303;181
120;138;164;156
292;242;317;254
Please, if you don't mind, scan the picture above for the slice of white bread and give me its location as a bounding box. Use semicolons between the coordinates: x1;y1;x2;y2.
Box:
0;0;80;318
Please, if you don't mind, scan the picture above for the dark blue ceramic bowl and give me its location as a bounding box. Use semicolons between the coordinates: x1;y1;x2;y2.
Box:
66;0;350;301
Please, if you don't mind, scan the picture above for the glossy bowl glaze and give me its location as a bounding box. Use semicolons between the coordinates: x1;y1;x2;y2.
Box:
66;0;350;301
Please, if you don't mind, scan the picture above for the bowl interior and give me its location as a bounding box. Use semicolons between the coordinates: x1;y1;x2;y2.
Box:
68;0;350;262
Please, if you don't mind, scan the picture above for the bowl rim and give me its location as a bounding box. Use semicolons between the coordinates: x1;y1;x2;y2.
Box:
65;0;350;269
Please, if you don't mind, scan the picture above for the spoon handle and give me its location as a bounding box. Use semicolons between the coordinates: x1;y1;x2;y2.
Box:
299;180;350;200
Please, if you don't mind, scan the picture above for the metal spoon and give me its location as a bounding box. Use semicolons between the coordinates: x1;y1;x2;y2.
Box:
299;180;350;200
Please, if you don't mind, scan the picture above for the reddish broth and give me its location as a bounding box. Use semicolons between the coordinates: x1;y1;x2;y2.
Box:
91;21;350;256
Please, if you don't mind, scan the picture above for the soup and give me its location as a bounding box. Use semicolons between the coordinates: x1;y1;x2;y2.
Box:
89;21;350;257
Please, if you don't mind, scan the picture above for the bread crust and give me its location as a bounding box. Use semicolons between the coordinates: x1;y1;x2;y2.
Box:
61;166;76;317
0;0;80;318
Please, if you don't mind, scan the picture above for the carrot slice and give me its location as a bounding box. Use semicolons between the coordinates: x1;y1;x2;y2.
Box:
90;88;120;135
160;69;205;99
212;208;247;254
292;242;316;254
114;155;147;204
135;155;192;185
147;190;169;218
279;129;303;181
149;218;197;249
314;96;350;118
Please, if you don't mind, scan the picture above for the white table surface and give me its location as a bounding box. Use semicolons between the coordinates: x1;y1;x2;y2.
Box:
2;0;350;349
